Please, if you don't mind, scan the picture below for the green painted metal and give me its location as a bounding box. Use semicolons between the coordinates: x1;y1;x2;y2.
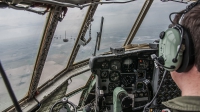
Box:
79;74;96;107
65;87;87;98
113;87;127;112
159;28;183;71
37;82;68;112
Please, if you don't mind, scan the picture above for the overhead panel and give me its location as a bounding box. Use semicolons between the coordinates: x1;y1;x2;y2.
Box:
20;0;100;8
51;0;99;4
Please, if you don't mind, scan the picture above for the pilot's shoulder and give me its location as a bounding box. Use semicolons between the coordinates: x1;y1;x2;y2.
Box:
162;96;200;112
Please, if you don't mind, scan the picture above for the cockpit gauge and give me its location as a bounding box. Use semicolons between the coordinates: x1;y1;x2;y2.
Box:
108;83;117;92
101;71;108;78
110;60;121;70
138;59;149;69
101;61;109;69
137;70;146;79
123;58;134;72
122;75;135;86
136;82;144;90
109;71;120;82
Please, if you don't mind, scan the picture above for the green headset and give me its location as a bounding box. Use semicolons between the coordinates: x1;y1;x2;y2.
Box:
157;2;199;73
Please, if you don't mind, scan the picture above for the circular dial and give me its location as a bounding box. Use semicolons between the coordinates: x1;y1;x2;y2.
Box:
109;71;120;82
101;71;108;78
110;60;121;70
108;83;117;92
123;58;134;72
138;60;149;69
137;82;144;90
137;70;146;79
101;62;109;69
122;75;135;86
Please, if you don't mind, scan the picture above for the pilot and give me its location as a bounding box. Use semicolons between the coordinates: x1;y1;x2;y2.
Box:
161;2;200;112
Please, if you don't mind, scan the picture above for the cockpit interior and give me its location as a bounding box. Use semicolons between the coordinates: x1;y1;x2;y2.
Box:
0;0;190;112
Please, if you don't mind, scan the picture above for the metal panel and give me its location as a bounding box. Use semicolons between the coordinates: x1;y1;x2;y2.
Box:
28;6;63;99
66;4;98;69
23;0;99;5
49;0;99;4
5;65;90;112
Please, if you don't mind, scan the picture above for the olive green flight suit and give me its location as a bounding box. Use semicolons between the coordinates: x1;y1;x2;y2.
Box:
162;96;200;112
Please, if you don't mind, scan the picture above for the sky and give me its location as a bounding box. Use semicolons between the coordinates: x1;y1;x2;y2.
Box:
0;0;188;41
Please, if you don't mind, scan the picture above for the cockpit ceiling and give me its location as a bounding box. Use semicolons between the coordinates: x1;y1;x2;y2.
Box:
47;0;99;4
6;0;99;5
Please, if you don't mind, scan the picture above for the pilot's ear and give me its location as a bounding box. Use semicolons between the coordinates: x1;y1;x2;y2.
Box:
193;65;199;73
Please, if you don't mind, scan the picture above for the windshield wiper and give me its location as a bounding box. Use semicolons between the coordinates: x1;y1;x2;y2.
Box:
93;16;104;56
97;16;104;51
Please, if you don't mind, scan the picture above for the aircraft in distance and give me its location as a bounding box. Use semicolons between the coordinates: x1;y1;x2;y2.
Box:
63;31;69;42
0;0;192;112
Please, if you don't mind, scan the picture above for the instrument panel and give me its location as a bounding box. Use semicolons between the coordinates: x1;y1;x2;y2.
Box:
89;49;157;111
87;49;181;112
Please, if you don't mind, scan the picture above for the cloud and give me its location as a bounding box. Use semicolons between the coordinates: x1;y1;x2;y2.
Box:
54;7;88;37
0;8;46;41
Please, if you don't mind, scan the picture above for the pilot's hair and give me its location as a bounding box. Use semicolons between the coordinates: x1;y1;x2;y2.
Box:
173;4;200;72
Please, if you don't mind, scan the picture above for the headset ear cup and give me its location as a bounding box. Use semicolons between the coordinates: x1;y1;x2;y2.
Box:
159;28;183;71
176;28;194;72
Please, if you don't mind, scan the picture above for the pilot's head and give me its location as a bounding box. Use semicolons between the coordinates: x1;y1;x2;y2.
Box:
170;3;200;96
